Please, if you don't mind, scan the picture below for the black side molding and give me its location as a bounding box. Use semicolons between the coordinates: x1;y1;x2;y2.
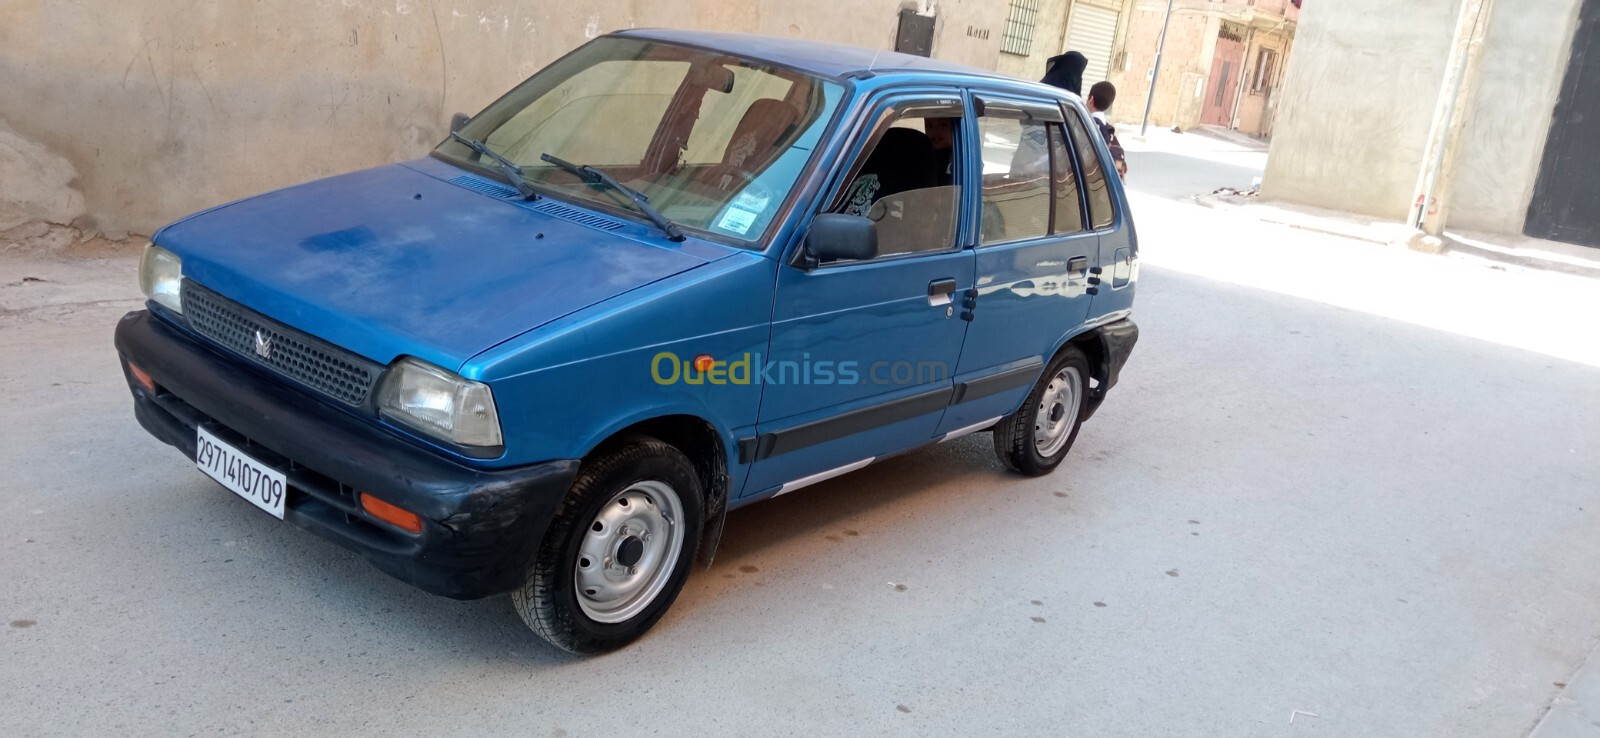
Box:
950;360;1043;406
739;387;951;463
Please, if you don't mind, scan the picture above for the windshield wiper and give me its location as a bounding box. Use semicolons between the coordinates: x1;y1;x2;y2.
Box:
449;132;538;200
540;153;685;242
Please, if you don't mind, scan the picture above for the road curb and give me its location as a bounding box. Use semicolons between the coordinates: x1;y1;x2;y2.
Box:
1190;194;1391;245
1191;194;1600;280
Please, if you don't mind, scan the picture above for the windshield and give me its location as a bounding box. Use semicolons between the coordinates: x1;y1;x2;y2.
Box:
435;37;845;245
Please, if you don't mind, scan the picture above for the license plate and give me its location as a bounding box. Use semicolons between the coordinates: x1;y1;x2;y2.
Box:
195;426;287;519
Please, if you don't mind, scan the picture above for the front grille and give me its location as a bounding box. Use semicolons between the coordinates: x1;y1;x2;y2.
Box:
181;281;382;407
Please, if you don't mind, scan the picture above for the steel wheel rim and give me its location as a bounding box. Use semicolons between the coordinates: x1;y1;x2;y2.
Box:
1034;366;1082;457
574;479;684;624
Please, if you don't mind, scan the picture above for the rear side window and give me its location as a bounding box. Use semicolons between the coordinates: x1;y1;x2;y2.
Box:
977;116;1052;244
1065;111;1115;230
1048;125;1085;233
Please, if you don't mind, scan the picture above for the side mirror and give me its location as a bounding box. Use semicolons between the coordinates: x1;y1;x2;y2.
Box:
804;214;878;266
449;112;471;134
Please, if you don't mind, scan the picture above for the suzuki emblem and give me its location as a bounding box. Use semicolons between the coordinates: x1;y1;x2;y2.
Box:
253;330;273;359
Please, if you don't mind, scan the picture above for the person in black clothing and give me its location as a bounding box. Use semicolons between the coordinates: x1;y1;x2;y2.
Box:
1041;52;1088;95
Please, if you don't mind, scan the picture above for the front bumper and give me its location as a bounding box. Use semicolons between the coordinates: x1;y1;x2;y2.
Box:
114;309;579;600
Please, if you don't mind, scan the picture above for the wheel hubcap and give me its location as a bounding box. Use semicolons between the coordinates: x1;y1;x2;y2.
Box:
574;480;684;624
1034;366;1082;457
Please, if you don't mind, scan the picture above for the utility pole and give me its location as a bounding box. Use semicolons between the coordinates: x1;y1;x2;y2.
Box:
1406;0;1497;241
1140;0;1177;136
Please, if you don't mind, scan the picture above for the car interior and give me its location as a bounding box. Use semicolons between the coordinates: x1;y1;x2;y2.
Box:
830;113;963;259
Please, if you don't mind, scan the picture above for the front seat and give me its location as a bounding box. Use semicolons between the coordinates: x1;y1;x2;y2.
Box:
706;99;802;189
856;128;939;201
846;128;951;255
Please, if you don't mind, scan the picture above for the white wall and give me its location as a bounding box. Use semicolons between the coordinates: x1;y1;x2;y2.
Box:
1451;1;1582;233
1262;0;1582;235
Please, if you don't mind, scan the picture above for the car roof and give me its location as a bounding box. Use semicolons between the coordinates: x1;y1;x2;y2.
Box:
613;28;1020;83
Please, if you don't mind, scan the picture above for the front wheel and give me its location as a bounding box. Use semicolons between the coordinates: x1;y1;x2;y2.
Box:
512;436;703;654
993;346;1090;476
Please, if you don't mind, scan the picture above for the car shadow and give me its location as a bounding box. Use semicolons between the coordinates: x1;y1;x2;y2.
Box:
143;432;1028;668
712;435;1007;562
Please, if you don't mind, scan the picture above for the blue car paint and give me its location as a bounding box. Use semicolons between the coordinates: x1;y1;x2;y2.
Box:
145;29;1137;503
157;159;733;374
468;251;776;484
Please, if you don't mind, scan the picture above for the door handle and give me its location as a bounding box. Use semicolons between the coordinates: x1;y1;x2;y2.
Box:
1067;256;1089;276
928;278;957;306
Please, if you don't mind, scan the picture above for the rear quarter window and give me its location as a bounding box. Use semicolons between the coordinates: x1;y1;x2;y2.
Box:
1065;111;1115;230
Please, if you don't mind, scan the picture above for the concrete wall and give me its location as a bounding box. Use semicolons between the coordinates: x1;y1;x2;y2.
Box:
1450;1;1582;233
1262;0;1582;233
0;0;1017;235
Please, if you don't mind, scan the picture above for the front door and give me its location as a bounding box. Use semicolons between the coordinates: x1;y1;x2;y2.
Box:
741;93;975;497
1202;25;1246;127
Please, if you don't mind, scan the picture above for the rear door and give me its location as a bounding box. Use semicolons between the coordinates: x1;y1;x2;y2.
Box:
938;96;1100;435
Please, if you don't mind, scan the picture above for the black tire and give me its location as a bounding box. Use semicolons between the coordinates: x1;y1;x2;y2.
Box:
993;345;1091;476
512;435;703;654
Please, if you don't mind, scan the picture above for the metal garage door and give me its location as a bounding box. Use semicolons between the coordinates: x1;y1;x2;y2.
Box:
1065;3;1119;89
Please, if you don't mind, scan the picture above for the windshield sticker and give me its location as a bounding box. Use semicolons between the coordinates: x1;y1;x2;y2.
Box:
731;190;771;212
717;207;760;235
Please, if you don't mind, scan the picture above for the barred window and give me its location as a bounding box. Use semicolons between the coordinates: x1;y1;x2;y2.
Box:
1252;48;1279;93
1001;0;1043;56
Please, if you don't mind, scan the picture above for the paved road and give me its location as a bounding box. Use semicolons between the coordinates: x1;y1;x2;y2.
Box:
4;141;1600;735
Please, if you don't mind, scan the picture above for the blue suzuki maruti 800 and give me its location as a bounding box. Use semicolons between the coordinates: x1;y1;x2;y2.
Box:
115;29;1138;653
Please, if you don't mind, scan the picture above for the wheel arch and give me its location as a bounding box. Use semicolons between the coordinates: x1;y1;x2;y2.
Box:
1057;316;1138;421
585;414;732;569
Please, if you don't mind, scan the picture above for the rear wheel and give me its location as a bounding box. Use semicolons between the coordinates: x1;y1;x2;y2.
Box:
512;436;702;654
993;346;1090;476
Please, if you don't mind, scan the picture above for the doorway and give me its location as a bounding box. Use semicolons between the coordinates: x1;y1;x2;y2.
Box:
1201;24;1246;127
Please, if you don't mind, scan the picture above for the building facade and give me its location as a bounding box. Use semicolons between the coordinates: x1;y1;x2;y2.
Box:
993;0;1136;90
1101;0;1298;135
1262;0;1597;246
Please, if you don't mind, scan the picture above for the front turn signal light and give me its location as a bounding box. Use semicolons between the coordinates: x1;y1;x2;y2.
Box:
359;493;423;534
127;361;156;393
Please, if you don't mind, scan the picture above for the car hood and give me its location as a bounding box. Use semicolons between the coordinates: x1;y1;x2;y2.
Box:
157;160;729;372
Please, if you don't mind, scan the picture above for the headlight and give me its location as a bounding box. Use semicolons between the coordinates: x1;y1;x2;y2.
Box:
376;358;503;448
138;243;183;314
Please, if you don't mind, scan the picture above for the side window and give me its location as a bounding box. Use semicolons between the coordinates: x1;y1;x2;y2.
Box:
978;115;1052;245
1065;111;1115;230
1049;124;1085;234
830;104;963;260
